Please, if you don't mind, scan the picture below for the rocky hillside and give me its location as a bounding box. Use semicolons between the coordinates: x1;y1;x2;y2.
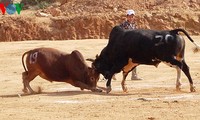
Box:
0;0;200;41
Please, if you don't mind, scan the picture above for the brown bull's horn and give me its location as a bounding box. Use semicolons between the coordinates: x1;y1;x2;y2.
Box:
97;85;107;91
86;58;95;62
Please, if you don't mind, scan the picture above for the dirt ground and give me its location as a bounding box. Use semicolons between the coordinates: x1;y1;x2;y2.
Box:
0;37;200;120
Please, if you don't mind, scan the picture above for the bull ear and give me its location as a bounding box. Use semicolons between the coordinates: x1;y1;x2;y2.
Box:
86;58;95;62
88;67;98;76
95;54;99;58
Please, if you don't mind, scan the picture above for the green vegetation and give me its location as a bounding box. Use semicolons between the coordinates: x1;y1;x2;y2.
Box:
20;0;55;9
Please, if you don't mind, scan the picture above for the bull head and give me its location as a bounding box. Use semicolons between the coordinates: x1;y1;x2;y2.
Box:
87;67;103;92
87;67;99;84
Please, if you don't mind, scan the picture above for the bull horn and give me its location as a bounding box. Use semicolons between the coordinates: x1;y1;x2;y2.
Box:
86;58;95;62
97;85;107;91
95;54;99;58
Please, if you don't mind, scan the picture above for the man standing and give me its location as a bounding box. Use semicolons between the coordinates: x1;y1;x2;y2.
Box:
120;9;142;80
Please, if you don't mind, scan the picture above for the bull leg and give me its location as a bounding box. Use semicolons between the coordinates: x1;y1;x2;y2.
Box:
175;67;182;91
121;71;129;92
104;71;115;93
121;61;138;92
167;57;195;92
22;71;38;94
22;72;29;93
164;57;184;91
106;77;112;93
104;59;129;93
181;60;196;92
73;81;102;92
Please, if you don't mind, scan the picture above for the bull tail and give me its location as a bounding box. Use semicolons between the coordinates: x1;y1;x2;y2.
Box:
171;29;200;53
22;51;30;73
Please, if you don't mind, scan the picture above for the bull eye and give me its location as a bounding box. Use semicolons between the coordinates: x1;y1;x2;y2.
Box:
90;77;95;81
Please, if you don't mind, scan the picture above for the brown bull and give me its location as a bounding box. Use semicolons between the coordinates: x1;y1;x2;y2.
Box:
22;47;102;94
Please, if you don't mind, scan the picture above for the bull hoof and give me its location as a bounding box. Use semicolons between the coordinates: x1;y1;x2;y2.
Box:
80;88;84;91
122;86;128;93
106;86;112;94
22;89;28;93
176;87;181;92
91;88;102;92
121;83;128;93
176;83;182;92
30;91;37;94
190;86;196;92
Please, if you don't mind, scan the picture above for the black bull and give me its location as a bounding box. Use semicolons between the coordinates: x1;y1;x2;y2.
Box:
88;26;200;93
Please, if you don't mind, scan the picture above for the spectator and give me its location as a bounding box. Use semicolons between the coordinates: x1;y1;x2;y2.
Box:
120;9;142;80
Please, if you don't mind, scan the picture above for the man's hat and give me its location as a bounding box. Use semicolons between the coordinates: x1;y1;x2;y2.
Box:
126;9;135;16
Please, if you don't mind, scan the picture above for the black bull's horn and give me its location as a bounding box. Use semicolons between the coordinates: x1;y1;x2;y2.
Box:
86;54;99;62
86;58;95;62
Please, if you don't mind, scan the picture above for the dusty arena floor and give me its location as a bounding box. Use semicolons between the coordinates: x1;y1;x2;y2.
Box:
0;37;200;120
